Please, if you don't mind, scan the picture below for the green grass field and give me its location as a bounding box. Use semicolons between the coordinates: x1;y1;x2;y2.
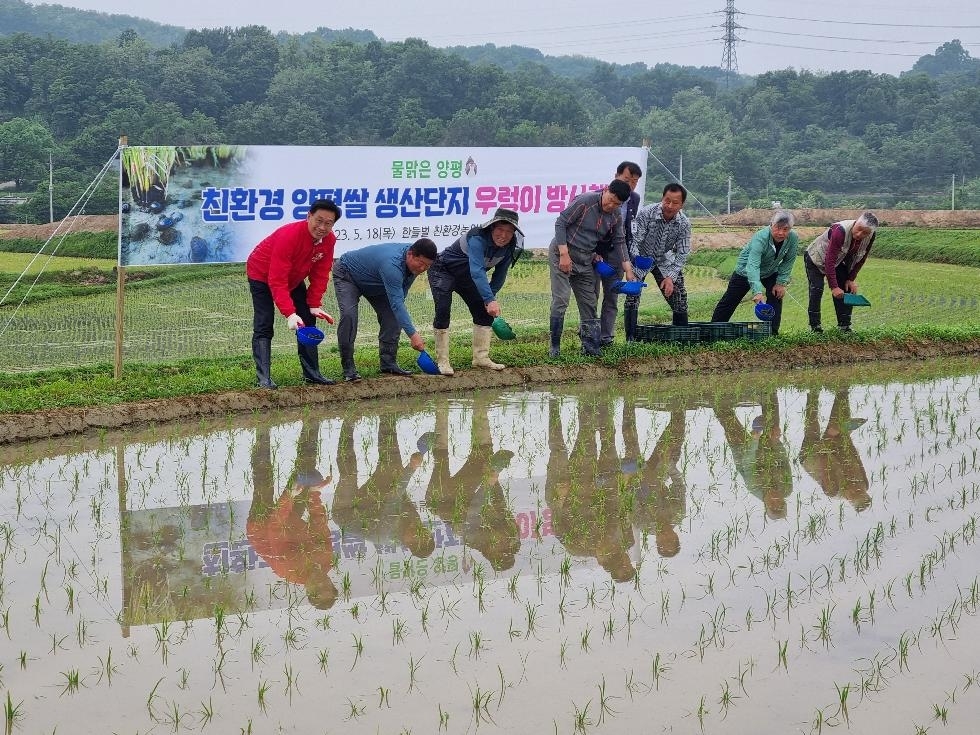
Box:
0;252;112;273
0;227;978;413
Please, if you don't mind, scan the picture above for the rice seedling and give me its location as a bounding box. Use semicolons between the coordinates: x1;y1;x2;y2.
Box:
651;652;669;691
49;633;68;654
344;697;366;720
94;646;118;686
834;682;851;726
283;663;299;702
524;602;540;638
438;703;450;731
197;698;214;728
571;699;593;735
350;634;364;670
602;613;615;641
694;695;710;732
469;684;496;728
595;677;619;724
59;668;81;696
776;640;789;671
496;665;509;708
468;630;486;659
392;617;408;645
407;655;422;692
163;699;189;730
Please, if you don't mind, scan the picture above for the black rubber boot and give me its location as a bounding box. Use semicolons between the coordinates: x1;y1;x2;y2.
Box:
380;340;412;375
298;343;335;385
833;299;854;332
580;318;602;357
549;316;564;358
252;337;277;389
672;311;689;327
339;343;360;381
624;305;638;342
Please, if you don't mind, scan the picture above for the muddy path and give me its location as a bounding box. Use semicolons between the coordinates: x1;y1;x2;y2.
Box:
2;336;978;446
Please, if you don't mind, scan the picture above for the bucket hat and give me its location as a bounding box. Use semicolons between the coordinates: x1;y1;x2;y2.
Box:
481;207;523;236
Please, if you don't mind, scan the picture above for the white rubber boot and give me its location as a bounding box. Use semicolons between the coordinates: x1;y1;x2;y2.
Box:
434;328;454;376
471;325;505;370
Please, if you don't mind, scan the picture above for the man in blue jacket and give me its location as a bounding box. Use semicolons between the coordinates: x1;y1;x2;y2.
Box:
332;238;437;381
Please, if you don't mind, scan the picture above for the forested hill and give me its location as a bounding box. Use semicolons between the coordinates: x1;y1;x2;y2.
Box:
0;0;184;46
0;0;380;47
3;0;980;224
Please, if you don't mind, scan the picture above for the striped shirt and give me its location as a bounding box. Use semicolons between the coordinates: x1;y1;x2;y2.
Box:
631;203;691;281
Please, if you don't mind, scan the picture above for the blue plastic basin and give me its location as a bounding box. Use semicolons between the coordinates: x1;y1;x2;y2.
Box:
296;326;325;346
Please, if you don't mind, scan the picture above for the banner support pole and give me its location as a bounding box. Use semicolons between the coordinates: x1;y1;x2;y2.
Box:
114;135;127;380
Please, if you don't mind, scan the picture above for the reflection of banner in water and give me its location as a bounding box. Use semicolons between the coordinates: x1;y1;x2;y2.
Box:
120;495;631;627
121;500;284;628
118;145;646;266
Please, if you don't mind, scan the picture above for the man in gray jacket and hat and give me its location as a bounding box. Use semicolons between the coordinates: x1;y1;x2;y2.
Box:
548;180;637;357
427;207;524;374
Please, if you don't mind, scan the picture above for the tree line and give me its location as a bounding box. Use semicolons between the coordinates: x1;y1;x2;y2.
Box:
1;13;980;222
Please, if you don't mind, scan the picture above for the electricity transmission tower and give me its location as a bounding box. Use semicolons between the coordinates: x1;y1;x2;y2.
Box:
721;0;741;87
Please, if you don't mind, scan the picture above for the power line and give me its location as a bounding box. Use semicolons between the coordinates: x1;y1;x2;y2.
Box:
422;12;722;44
739;26;977;46
741;12;980;29
742;38;941;59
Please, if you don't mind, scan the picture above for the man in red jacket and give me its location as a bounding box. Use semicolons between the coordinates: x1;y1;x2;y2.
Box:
246;199;342;388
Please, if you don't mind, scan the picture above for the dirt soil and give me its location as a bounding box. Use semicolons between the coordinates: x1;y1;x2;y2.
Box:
3;209;978;249
2;336;978;446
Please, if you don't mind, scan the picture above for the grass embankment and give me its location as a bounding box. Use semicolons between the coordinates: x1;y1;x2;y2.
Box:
1;226;978;415
2;323;980;415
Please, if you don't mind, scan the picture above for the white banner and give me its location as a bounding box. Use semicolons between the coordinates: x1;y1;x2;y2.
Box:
118;145;646;266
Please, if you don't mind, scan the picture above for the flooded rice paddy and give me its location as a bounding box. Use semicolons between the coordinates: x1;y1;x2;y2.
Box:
1;359;979;734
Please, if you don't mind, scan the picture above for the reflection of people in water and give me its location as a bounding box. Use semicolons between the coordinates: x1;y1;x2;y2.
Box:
246;420;338;610
715;391;793;520
624;405;687;558
425;400;520;571
545;396;636;582
331;416;435;559
800;389;871;511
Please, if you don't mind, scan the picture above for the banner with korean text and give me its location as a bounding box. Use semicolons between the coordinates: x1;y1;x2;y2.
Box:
118;145;646;266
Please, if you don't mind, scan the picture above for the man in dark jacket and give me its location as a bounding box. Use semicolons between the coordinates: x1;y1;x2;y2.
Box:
595;162;642;347
549;179;637;357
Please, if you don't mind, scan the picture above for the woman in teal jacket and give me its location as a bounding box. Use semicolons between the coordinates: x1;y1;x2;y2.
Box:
710;210;798;335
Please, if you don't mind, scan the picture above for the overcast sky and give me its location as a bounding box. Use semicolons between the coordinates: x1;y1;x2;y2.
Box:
42;0;980;76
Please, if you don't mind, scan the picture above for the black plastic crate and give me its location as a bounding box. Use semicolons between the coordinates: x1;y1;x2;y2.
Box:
742;321;772;341
634;324;702;344
636;321;771;344
688;321;745;342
